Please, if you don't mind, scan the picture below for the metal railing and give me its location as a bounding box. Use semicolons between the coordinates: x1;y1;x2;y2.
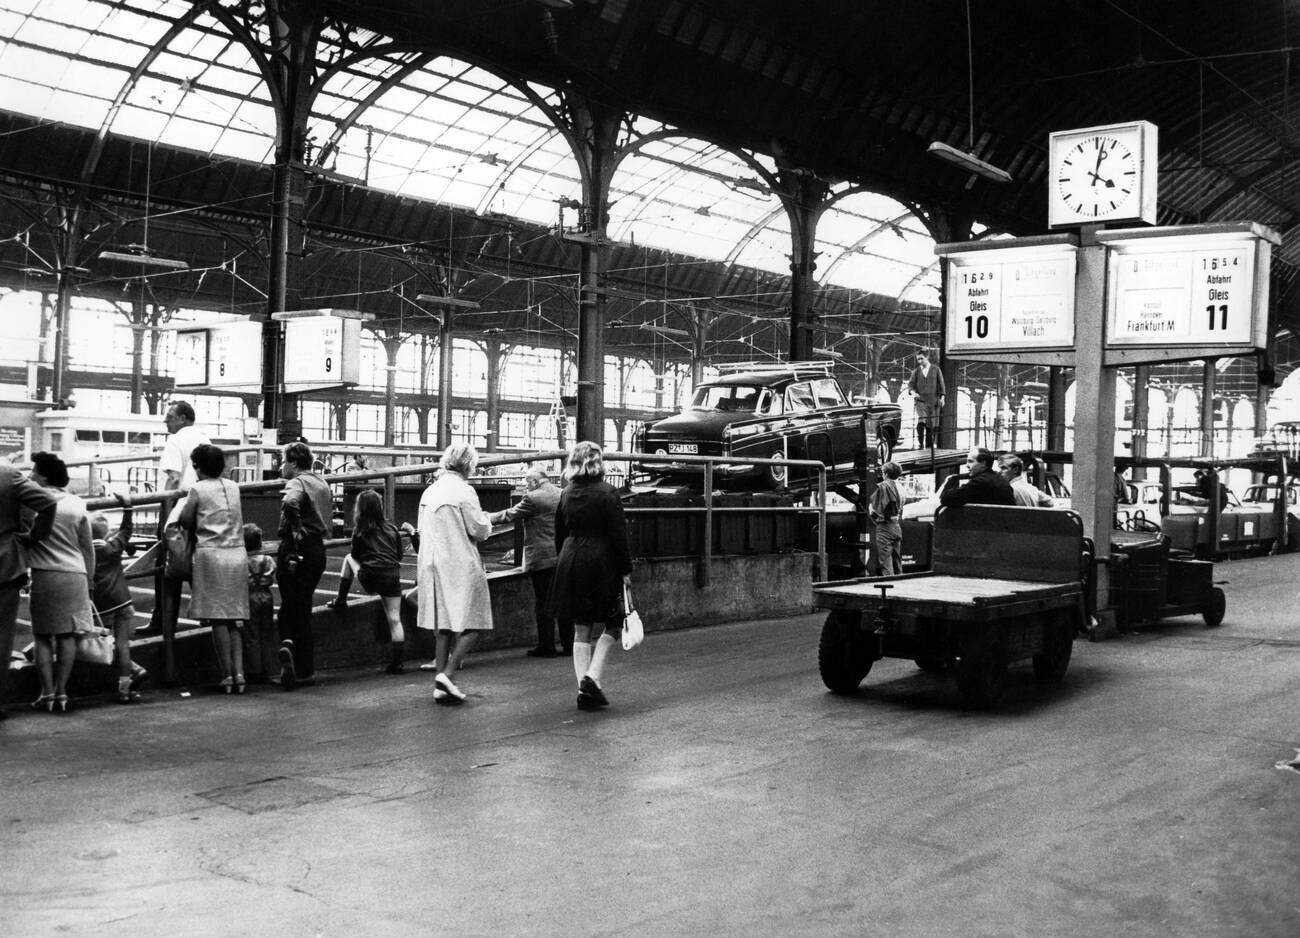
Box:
80;448;825;681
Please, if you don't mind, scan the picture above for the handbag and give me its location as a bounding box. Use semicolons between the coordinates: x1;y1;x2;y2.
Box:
75;610;115;666
161;497;194;582
621;582;644;651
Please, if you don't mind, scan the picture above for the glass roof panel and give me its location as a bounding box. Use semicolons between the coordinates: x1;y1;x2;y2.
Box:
0;2;945;307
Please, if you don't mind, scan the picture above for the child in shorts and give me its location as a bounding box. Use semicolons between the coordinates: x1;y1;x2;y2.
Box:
90;494;148;704
243;524;277;684
326;489;413;674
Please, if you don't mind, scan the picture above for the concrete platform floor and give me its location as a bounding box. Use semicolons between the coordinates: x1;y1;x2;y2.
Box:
2;553;1299;938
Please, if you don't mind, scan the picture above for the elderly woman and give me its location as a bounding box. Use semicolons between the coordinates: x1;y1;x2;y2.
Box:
180;444;249;694
551;441;632;712
415;442;492;705
27;452;94;713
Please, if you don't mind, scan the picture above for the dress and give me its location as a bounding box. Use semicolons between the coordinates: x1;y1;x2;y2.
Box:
181;477;249;620
550;477;632;624
27;488;94;636
415;472;492;633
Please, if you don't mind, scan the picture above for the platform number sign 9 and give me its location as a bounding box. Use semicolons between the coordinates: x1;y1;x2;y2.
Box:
281;315;361;392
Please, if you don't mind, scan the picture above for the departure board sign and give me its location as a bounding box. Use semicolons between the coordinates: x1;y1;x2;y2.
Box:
1099;222;1278;364
281;314;362;393
937;235;1078;359
173;322;262;390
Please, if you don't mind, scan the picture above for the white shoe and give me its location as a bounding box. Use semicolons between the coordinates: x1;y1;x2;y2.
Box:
435;672;466;701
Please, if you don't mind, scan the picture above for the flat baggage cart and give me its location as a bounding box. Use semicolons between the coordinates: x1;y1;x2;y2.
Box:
813;505;1091;707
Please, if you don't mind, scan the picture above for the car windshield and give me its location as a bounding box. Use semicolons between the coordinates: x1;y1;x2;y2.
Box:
690;385;761;413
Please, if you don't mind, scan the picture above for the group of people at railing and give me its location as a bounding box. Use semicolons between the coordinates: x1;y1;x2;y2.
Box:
0;396;638;721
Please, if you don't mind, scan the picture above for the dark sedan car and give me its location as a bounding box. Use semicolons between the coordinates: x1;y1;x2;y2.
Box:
634;362;902;489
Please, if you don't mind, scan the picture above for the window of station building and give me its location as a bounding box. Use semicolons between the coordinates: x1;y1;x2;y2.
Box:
497;412;534;449
0;290;44;368
500;346;565;403
450;342;489;398
451;408;486;444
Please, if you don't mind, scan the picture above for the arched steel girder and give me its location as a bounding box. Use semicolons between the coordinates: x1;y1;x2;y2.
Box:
1194;156;1296;221
817;210;918;286
314;51;436;168
895;260;941;305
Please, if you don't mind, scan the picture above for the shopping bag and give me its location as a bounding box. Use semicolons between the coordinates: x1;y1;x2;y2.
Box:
621;582;644;651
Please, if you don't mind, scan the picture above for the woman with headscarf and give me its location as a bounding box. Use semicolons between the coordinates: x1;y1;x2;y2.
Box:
414;442;492;705
26;452;94;713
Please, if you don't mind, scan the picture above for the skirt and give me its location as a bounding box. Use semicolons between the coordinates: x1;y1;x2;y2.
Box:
189;547;251;620
30;569;93;636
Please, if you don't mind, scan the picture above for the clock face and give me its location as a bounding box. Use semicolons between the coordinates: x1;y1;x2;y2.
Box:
1056;134;1138;219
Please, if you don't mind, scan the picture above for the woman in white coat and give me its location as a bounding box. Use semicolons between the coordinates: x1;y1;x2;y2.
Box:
415;442;492;704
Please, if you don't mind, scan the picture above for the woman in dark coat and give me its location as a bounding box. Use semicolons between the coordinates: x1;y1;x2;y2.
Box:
551;441;632;711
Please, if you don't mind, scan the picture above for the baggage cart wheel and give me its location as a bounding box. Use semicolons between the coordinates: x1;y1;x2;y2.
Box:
955;623;1007;708
1202;586;1226;628
1032;610;1073;684
818;610;873;695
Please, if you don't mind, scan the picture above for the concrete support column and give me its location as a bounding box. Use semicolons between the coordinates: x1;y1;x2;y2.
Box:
1071;236;1116;605
1200;359;1217;459
1047;366;1068;452
129;298;147;414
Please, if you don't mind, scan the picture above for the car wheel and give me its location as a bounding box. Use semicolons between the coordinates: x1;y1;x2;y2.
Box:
875;429;894;465
764;451;787;488
818;610;873;694
1032;610;1073;684
1202;586;1226;628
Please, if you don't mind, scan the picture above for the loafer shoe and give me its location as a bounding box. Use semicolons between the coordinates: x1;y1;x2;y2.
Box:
576;691;601;711
579;676;608;708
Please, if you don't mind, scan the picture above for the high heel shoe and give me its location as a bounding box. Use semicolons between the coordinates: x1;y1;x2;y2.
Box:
53;694;69;714
31;693;54;712
233;674;246;695
220;676;233;695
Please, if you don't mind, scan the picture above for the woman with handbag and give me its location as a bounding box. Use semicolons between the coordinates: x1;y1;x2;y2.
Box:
26;452;94;713
179;444;249;694
550;441;633;712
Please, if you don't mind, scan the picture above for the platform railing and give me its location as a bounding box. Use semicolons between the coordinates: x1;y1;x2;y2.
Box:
80;448;825;682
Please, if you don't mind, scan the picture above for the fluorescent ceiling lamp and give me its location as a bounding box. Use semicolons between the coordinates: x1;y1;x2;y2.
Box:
271;308;374;320
416;294;481;309
926;142;1012;184
99;250;189;270
642;324;691;338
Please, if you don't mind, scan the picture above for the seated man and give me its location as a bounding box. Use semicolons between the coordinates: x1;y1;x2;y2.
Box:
940;448;1016;509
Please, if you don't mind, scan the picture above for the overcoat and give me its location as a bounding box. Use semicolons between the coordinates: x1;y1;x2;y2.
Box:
550;477;632;623
415;471;493;633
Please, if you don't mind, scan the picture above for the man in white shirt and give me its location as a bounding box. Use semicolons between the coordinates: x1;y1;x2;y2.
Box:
146;400;211;634
998;454;1053;508
159;401;211;491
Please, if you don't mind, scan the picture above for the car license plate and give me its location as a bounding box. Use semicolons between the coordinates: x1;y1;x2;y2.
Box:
667;442;698;454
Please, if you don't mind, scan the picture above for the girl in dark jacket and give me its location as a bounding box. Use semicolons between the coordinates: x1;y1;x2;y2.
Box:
551;441;632;711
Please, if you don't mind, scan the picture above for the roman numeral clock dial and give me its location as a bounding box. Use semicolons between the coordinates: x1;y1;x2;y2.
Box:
1047;121;1158;228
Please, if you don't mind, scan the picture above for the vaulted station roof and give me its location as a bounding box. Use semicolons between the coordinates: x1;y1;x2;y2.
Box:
0;0;1297;399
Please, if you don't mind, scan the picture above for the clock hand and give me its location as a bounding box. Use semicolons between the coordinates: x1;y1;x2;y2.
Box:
1086;170;1116;188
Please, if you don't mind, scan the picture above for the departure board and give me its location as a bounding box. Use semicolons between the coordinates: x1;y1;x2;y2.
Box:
941;240;1077;354
1100;223;1276;358
282;314;361;392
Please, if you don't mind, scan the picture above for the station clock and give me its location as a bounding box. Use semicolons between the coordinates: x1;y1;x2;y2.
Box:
1048;121;1158;229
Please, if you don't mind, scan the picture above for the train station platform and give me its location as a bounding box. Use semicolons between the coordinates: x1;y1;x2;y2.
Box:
2;551;1299;936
